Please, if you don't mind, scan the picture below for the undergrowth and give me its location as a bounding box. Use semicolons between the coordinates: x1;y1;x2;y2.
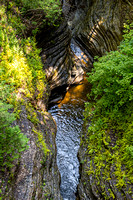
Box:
84;23;133;197
12;0;62;26
0;2;49;171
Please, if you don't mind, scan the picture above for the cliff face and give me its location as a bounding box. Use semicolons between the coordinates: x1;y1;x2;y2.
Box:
69;0;133;58
37;20;70;89
37;20;86;91
1;104;62;200
13;108;61;200
39;0;132;90
0;2;62;198
77;126;133;200
67;1;133;199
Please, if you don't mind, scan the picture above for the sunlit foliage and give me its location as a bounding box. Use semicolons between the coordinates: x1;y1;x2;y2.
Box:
84;23;133;194
0;3;49;170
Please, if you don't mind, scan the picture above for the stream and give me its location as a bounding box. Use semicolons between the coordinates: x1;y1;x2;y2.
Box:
48;76;91;199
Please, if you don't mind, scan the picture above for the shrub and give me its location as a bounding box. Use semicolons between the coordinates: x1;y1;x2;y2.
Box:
84;23;133;190
0;101;28;170
20;0;62;25
86;23;133;128
0;3;49;170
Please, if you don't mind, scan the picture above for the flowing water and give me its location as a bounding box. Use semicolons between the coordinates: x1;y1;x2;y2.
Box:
48;78;91;200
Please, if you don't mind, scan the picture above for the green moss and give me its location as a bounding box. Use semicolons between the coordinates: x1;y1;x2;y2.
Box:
33;128;50;155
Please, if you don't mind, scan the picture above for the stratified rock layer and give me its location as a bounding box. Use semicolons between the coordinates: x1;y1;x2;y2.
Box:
0;105;62;200
39;0;132;90
70;0;133;58
67;1;133;199
77;124;133;200
39;20;85;90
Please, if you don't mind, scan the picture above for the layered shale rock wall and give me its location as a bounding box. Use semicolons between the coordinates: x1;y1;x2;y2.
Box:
69;0;133;58
38;20;85;90
77;127;133;200
40;0;132;90
1;104;63;200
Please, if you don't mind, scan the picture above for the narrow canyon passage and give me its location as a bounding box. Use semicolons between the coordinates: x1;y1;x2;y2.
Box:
49;77;91;200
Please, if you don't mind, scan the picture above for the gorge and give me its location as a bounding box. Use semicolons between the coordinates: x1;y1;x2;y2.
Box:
0;0;133;199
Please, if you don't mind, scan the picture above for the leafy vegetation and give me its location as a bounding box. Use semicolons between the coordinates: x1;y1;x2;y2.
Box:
15;0;62;26
84;23;133;194
0;101;28;169
33;128;50;155
0;2;49;171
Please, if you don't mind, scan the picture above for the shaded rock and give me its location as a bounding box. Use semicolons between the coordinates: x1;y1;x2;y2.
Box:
66;0;133;58
39;20;77;90
77;122;133;200
38;18;90;90
39;0;132;90
0;105;62;200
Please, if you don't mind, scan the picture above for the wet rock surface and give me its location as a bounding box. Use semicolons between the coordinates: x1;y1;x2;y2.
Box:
39;20;73;90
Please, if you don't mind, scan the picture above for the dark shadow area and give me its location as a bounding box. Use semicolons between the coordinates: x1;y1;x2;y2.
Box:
48;84;68;108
